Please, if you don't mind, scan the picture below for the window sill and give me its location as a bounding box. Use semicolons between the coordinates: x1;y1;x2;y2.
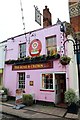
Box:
40;89;55;92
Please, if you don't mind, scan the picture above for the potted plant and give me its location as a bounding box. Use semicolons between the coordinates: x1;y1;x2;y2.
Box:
64;88;78;114
47;53;60;60
60;55;71;65
23;94;33;106
1;87;9;102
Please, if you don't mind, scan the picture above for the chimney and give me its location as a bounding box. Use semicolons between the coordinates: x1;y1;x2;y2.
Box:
43;6;52;28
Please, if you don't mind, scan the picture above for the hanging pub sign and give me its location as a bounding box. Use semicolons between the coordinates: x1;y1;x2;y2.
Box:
34;5;41;26
12;61;53;70
29;39;42;57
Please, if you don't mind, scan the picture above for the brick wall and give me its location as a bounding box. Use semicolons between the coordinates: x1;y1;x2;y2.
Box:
69;1;80;34
70;15;80;33
43;6;52;28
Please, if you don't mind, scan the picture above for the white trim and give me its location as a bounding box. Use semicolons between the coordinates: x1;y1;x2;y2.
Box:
40;72;54;90
40;71;66;91
53;71;66;74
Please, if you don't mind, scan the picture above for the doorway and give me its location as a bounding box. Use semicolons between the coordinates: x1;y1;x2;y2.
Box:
55;73;66;104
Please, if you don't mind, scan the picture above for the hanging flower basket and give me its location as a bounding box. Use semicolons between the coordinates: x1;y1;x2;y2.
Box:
60;55;71;65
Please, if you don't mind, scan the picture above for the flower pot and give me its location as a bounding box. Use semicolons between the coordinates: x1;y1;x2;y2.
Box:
60;60;70;65
67;103;78;114
2;95;8;102
60;56;71;65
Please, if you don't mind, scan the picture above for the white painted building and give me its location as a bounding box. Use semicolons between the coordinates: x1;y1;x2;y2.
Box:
0;40;7;88
66;35;79;97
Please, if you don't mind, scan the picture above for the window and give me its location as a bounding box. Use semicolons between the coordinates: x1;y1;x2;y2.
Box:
46;36;57;56
42;73;53;89
18;73;25;89
19;43;26;58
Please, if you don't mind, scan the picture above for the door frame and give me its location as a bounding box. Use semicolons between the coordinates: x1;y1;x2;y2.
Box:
54;72;66;104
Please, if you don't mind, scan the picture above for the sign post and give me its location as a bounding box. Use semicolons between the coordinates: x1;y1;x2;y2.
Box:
13;89;25;109
15;89;23;105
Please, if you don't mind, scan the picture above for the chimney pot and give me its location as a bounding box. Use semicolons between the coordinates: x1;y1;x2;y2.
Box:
45;6;47;8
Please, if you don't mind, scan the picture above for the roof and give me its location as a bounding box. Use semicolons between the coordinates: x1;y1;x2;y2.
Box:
0;21;70;42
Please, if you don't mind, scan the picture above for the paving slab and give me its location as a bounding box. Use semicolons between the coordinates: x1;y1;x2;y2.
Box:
1;101;79;119
65;113;78;119
25;104;67;117
2;105;61;119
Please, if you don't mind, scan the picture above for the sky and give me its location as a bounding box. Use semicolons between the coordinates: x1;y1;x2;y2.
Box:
0;0;69;42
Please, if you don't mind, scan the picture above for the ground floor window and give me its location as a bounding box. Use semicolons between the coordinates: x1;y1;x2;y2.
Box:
42;73;53;89
18;72;25;89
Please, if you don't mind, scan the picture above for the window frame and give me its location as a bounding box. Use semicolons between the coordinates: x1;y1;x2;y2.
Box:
46;35;57;56
19;43;26;58
18;72;25;89
40;72;54;91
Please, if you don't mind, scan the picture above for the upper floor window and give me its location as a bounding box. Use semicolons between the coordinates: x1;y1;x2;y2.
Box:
46;36;57;56
19;43;26;58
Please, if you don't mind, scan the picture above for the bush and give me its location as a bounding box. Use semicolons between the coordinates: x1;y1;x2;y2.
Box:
23;94;33;106
64;88;78;105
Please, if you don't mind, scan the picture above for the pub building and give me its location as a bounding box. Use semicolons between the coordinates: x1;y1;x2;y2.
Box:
3;6;79;104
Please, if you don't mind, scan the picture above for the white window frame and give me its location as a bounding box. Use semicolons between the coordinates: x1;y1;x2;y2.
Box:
18;72;25;89
19;43;26;58
40;72;66;91
46;35;57;56
40;72;55;90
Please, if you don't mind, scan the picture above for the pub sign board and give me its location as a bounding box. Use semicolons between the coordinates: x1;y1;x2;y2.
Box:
12;61;53;70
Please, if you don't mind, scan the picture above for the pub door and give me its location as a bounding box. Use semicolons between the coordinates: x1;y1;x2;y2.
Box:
55;73;66;104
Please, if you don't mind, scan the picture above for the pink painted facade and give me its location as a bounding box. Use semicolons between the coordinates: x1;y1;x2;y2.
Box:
3;24;79;104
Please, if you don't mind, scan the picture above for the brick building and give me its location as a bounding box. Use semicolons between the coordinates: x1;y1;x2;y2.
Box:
69;0;80;39
69;0;80;95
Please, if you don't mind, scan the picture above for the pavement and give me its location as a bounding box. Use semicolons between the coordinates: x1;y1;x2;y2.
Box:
0;100;79;119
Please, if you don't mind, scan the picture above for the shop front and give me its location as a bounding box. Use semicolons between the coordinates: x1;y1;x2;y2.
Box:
3;24;79;104
11;60;66;104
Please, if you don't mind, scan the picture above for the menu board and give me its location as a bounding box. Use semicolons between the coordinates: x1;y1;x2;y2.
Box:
15;89;23;105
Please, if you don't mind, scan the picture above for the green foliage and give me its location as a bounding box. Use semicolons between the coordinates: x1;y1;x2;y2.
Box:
60;55;71;65
64;89;78;105
23;94;33;106
60;56;71;61
5;54;60;65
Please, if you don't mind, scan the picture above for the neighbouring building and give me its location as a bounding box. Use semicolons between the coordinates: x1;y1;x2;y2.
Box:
3;6;79;104
0;40;7;89
69;0;80;39
69;0;80;94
